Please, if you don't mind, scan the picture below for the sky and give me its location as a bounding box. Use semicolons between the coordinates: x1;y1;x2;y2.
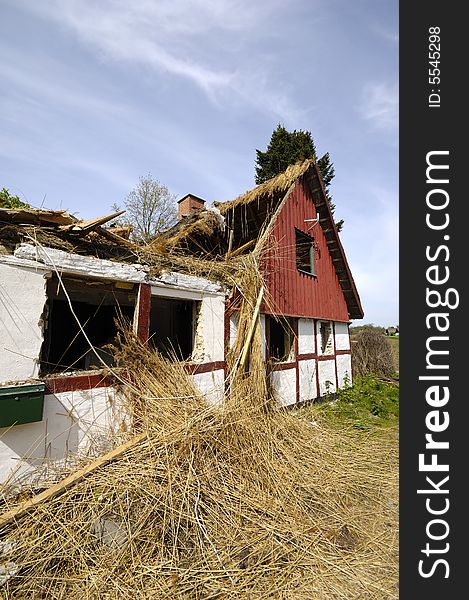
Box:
0;0;398;327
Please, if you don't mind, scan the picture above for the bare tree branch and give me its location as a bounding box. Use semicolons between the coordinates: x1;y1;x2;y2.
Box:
115;174;177;242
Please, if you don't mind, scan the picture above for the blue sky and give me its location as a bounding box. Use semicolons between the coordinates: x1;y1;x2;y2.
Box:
0;0;398;327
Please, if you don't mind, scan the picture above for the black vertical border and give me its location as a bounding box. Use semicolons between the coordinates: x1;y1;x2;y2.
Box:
400;3;466;597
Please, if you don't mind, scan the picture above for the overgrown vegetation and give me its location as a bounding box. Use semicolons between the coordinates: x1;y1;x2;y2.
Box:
351;329;395;377
298;376;399;432
350;323;386;335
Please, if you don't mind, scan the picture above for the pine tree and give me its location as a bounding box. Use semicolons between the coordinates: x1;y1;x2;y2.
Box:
255;125;343;231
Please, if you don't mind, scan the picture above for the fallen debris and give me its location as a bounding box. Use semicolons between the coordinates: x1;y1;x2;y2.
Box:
0;260;397;599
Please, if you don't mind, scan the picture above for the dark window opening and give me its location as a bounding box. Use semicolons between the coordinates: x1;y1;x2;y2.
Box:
40;278;136;374
319;321;333;355
268;316;295;362
295;228;315;275
149;297;198;360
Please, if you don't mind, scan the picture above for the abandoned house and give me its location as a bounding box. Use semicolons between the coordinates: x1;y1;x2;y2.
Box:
0;159;363;488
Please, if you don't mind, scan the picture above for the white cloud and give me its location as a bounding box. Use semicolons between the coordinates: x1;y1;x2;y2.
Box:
11;0;300;121
360;82;398;132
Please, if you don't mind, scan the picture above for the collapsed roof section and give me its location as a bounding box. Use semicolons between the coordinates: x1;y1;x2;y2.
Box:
158;160;364;320
0;208;136;262
0;160;363;319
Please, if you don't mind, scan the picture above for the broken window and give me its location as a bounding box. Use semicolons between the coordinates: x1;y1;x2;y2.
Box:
40;277;136;374
149;297;199;360
268;316;295;362
295;228;315;275
319;321;333;355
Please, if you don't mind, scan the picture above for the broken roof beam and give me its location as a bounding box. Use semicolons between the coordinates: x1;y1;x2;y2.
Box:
0;208;77;227
60;210;126;234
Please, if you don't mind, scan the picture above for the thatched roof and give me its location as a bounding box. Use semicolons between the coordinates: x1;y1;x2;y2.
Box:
216;159;314;214
158;160;363;319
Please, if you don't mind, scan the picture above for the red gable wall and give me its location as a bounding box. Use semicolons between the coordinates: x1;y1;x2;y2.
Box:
262;178;350;322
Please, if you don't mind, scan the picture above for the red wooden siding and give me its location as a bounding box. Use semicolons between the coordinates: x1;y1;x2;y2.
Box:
262;180;350;322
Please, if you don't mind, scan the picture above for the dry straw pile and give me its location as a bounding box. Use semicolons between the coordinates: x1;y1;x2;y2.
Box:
0;257;398;599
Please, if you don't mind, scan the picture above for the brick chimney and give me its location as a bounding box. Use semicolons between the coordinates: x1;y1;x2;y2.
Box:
177;194;205;221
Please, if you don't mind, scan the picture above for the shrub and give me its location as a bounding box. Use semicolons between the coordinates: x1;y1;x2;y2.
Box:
351;330;395;377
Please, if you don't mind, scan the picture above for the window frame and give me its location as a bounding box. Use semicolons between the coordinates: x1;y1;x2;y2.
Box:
267;315;297;363
295;228;316;277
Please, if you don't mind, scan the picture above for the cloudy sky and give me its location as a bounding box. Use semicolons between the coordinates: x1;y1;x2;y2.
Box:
0;0;398;327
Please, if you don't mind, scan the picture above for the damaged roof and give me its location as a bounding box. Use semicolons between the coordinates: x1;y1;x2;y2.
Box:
0;208;137;262
0;162;363;319
158;160;363;320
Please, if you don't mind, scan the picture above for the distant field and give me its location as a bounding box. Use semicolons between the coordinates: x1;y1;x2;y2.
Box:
387;336;399;373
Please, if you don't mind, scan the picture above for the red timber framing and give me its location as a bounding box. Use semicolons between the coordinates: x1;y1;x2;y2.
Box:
134;282;151;343
267;316;352;405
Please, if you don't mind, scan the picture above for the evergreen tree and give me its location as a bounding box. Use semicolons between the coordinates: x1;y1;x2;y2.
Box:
255;125;343;231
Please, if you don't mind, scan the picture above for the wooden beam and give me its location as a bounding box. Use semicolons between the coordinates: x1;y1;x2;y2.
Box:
229;238;256;257
0;432;146;529
239;287;264;371
61;210;126;233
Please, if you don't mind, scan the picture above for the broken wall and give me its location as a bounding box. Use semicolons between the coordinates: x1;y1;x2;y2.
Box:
0;246;227;488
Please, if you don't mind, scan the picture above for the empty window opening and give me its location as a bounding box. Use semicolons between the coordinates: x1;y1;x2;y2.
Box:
149;297;199;360
268;316;295;362
295;228;315;275
319;321;333;355
41;277;136;374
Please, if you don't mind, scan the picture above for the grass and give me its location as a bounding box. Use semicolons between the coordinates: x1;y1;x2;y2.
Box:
296;375;399;433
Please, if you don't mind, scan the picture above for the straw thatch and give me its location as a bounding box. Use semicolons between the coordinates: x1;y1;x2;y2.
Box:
0;254;397;599
215;159;314;214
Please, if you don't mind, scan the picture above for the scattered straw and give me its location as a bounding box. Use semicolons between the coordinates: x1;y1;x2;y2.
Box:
0;254;397;599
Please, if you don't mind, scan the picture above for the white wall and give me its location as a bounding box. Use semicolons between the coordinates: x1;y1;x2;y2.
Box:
0;387;128;489
197;296;225;362
298;359;317;403
270;368;296;407
336;354;352;388
298;318;315;354
192;369;225;406
229;312;238;348
230;313;266;359
334;321;351;351
317;360;336;396
0;264;48;384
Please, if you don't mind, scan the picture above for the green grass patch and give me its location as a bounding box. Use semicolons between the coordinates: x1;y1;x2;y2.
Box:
298;375;399;431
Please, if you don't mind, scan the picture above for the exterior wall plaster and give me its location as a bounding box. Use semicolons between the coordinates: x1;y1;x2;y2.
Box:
229;313;238;348
298;318;315;354
0;263;48;384
0;386;128;489
192;369;225;406
196;296;225;363
270;368;296;407
317;359;337;396
298;359;317;403
334;321;351;351
336;354;352;388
